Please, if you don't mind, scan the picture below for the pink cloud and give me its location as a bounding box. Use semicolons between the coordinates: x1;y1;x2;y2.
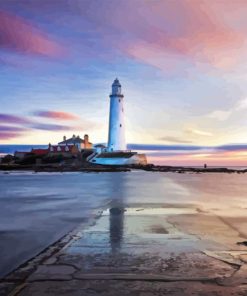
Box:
0;10;64;57
115;0;246;70
0;112;92;135
1;0;246;70
0;132;23;140
0;113;31;124
33;110;80;121
31;123;74;131
0;126;27;132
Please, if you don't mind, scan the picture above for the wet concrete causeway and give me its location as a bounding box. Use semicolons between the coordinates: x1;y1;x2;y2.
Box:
2;205;247;295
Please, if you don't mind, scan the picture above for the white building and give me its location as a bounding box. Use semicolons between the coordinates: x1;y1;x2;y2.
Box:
88;79;147;166
58;134;92;151
107;78;126;151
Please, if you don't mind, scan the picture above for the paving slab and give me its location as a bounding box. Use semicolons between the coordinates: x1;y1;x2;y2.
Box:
27;265;76;282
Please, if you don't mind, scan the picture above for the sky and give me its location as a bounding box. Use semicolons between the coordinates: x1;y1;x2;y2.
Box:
1;0;247;165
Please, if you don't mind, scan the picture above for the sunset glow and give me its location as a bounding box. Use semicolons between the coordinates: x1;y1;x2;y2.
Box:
1;0;247;165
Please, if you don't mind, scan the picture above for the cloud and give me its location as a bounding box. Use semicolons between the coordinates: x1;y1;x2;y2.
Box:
1;0;245;71
0;132;23;140
0;122;28;141
30;123;73;131
0;112;94;137
236;97;247;111
159;136;192;144
217;144;247;151
128;144;206;151
206;97;247;121
33;110;80;120
117;0;246;70
129;142;247;165
185;128;213;137
0;10;64;57
0;126;27;132
129;143;247;153
0;113;31;124
207;110;231;121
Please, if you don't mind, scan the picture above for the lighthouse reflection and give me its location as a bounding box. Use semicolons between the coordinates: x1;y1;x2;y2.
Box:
109;207;124;254
107;173;127;254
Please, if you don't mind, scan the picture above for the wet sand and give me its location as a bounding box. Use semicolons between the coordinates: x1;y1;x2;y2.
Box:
3;203;247;296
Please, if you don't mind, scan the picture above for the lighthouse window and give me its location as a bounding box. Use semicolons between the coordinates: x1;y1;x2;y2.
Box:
120;124;122;127
119;99;121;102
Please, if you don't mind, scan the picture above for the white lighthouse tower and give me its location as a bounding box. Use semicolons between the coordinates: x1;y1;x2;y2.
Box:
88;79;147;165
107;78;126;151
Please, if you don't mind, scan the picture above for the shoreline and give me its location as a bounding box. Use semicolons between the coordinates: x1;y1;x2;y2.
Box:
1;163;247;173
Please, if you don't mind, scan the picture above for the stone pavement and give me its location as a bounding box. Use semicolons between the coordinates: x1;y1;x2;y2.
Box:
2;206;247;296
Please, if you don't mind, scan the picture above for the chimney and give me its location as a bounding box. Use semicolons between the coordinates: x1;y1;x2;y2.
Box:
84;134;89;148
84;134;89;143
63;135;66;141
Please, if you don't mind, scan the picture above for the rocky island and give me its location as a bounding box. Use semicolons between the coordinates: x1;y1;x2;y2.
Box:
0;152;246;174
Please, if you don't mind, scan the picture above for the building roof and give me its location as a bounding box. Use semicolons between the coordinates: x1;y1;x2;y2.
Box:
58;136;92;145
58;136;83;145
31;149;48;155
49;145;77;153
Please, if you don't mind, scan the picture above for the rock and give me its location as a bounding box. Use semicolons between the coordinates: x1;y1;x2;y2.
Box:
239;254;247;263
237;241;247;246
217;265;247;287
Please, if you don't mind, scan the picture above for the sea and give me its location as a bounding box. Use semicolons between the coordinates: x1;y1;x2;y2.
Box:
0;144;47;156
1;170;247;277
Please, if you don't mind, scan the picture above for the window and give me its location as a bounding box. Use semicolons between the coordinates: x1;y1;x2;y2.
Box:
119;99;121;102
120;124;122;127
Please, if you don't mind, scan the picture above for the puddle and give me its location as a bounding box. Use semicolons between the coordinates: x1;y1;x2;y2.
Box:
58;206;237;279
64;207;199;256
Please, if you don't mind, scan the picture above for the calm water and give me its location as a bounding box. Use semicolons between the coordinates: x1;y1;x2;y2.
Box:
0;170;247;277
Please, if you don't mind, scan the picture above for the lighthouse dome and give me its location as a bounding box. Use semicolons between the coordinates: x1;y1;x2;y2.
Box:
112;78;121;86
111;78;122;95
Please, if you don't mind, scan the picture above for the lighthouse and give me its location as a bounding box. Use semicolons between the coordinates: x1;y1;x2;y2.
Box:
88;79;147;165
107;78;126;151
